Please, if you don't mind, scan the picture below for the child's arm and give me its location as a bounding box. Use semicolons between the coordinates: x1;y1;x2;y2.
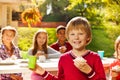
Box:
30;64;58;80
47;46;61;58
32;64;46;75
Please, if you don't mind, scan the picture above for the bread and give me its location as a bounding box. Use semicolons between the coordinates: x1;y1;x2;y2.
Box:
112;65;120;72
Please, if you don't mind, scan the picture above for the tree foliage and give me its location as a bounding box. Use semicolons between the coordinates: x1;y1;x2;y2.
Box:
65;0;107;26
103;0;120;25
21;8;42;27
20;0;119;25
28;0;120;27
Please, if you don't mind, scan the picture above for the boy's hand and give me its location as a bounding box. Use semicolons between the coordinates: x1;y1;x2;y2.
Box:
30;64;45;75
59;46;67;53
74;57;92;74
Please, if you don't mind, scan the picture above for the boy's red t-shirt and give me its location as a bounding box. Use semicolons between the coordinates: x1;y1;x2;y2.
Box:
42;50;106;80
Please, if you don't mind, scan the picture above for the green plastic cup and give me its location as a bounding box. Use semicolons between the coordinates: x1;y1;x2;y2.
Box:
21;51;28;59
28;56;37;69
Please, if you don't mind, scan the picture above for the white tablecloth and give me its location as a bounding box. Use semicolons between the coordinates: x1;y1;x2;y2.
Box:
0;58;59;80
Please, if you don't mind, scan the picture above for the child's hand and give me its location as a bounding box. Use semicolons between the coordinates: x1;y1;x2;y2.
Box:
30;64;45;75
35;53;41;57
110;65;120;78
74;57;92;74
59;46;67;53
112;65;120;72
35;51;45;57
111;70;119;78
11;55;17;60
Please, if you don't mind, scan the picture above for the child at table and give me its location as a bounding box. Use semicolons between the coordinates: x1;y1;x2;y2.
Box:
50;25;72;53
28;29;61;80
0;26;23;80
30;16;106;80
110;36;120;80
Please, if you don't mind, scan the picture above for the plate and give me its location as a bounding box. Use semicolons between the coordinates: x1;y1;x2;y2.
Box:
0;61;15;65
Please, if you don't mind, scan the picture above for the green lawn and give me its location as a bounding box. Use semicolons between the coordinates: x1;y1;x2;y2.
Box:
87;29;114;57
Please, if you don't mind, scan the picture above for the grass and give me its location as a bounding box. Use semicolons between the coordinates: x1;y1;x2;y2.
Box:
87;29;114;57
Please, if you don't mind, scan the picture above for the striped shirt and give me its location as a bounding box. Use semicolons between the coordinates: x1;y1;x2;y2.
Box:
0;44;22;80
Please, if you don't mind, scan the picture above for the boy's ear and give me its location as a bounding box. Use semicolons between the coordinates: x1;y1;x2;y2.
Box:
87;38;90;41
86;38;90;43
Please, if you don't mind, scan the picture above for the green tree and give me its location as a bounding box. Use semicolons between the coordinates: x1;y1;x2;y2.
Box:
35;0;69;22
65;0;107;26
103;0;120;25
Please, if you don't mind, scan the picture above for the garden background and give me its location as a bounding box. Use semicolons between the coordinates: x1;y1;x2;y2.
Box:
17;0;120;57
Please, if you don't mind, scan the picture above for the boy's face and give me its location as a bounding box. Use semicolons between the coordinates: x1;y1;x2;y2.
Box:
68;29;89;50
56;29;66;41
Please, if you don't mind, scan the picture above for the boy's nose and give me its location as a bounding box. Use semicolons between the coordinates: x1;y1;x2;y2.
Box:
74;35;79;39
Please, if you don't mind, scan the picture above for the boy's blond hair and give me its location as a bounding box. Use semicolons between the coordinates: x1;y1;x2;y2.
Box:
65;17;92;45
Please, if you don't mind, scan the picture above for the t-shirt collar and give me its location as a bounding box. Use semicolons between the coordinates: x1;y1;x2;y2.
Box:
69;50;90;59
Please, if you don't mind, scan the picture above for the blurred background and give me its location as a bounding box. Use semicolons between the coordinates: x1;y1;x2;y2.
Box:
0;0;120;57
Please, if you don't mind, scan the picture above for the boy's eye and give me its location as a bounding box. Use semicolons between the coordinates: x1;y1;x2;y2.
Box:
79;33;83;35
70;33;74;35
